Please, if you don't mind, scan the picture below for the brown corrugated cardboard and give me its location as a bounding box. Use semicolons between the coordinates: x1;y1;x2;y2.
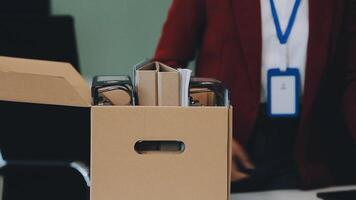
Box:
136;61;180;106
136;62;158;106
157;63;180;106
91;106;231;200
0;56;91;107
0;56;232;200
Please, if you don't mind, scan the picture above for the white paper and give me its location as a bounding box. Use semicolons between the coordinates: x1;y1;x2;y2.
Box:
271;76;296;115
178;69;192;107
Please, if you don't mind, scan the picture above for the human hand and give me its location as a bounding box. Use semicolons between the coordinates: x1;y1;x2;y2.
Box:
231;139;255;182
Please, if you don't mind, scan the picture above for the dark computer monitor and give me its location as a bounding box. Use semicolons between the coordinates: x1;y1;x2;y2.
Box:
0;0;50;16
0;16;80;72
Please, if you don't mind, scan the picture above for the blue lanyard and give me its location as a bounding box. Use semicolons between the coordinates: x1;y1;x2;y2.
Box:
270;0;302;44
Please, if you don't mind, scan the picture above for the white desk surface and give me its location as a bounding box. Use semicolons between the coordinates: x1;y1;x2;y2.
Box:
231;185;356;200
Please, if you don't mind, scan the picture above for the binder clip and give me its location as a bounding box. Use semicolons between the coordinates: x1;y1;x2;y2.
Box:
92;75;136;106
189;77;229;107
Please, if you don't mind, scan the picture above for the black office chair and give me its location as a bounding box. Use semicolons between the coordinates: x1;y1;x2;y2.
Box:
0;101;91;164
0;0;88;162
0;155;89;200
0;2;89;200
0;101;91;200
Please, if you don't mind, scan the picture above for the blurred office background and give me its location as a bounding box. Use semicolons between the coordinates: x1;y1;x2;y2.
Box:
0;1;174;199
52;0;172;77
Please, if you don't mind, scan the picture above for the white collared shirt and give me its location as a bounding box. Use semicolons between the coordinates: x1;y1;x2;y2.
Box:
260;0;309;102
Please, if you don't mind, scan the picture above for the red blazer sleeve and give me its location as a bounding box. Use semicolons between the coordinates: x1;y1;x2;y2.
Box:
343;2;356;143
153;0;205;68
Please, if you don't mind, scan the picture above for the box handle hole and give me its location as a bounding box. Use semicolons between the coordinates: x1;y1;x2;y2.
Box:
134;141;185;154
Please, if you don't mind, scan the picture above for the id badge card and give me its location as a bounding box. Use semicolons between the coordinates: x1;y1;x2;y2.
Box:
267;68;300;118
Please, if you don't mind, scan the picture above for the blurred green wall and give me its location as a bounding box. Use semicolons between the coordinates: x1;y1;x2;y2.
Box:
51;0;172;77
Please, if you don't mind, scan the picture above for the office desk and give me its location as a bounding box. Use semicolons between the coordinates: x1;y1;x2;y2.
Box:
231;185;356;200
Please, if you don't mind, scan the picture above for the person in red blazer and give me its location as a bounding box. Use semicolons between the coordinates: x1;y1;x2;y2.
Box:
154;0;356;191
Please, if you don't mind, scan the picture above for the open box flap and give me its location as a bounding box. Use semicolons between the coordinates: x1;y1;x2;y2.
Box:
0;56;91;107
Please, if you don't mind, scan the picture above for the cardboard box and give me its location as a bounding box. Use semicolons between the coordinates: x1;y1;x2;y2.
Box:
136;61;180;106
91;106;232;200
0;56;232;200
135;62;157;106
0;56;91;107
0;56;90;163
